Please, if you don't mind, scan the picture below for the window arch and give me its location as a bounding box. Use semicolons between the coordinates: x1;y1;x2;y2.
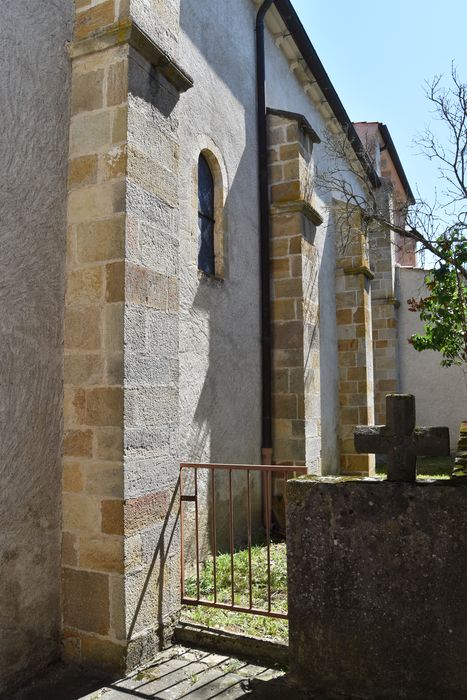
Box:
197;154;215;276
195;148;226;279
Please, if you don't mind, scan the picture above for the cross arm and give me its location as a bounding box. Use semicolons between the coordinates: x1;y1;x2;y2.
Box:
412;427;450;457
354;425;392;455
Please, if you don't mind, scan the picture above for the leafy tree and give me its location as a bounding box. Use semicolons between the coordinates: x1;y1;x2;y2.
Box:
408;236;467;367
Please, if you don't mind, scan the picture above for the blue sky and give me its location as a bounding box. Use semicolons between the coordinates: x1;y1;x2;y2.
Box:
291;0;467;205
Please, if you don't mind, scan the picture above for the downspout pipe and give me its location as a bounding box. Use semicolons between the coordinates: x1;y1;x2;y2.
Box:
256;0;275;465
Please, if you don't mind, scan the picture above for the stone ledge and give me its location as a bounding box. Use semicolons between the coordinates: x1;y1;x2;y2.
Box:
372;295;401;308
342;264;375;280
267;107;321;144
69;19;193;93
271;199;323;226
174;622;288;667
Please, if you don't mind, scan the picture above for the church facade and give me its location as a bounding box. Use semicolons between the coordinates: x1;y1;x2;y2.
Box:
1;0;416;691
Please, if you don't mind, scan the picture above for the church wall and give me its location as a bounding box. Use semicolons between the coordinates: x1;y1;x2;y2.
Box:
124;44;182;666
369;185;400;425
177;1;262;468
334;227;375;475
264;29;369;473
267;111;321;471
174;1;370;475
62;0;187;674
62;7;130;670
397;267;465;450
0;0;73;691
176;0;264;557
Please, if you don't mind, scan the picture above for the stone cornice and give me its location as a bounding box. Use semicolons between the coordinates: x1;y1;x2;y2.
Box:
271;199;324;226
343;265;375;281
69;19;194;93
373;296;401;308
267;108;321;144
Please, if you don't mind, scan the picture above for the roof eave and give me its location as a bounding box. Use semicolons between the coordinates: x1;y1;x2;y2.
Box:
378;124;415;205
273;0;380;189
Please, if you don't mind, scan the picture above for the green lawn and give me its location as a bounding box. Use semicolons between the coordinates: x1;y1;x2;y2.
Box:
182;542;288;643
376;455;454;480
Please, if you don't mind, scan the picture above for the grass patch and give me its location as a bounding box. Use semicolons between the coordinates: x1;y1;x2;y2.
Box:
182;542;288;643
376;455;454;480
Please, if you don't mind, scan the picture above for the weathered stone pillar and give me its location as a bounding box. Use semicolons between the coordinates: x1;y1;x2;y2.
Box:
267;110;322;472
122;8;190;669
335;218;375;475
63;0;129;671
62;0;191;674
369;183;400;423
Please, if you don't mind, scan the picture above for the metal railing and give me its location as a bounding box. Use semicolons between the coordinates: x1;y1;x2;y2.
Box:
180;463;307;619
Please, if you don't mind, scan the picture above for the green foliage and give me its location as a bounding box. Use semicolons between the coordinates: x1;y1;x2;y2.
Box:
407;234;467;367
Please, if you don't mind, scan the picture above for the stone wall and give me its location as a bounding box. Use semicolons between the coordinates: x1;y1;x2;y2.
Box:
62;0;129;671
287;477;467;700
0;0;73;691
124;31;183;668
62;0;188;674
267;111;321;471
369;185;400;424
335;217;375;475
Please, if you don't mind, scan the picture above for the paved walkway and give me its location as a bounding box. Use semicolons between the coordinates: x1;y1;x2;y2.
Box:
12;645;315;699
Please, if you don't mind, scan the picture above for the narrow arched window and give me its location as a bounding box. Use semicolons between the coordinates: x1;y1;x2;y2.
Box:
197;154;215;276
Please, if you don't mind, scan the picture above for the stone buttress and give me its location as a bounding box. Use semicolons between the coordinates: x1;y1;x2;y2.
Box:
267;110;322;472
369;183;400;424
334;208;375;475
62;0;191;674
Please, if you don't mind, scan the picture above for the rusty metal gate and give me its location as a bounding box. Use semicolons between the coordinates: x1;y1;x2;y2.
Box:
180;463;306;619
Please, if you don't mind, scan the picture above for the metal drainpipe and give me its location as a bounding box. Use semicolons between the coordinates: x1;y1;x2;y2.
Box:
256;0;275;466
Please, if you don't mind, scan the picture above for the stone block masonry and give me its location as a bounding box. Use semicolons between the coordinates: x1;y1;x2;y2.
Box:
287;477;467;700
369;184;400;424
123;42;183;668
63;14;129;669
267;110;322;472
63;0;188;675
335;212;375;475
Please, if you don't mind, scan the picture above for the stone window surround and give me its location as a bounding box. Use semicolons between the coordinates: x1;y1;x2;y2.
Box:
192;144;228;282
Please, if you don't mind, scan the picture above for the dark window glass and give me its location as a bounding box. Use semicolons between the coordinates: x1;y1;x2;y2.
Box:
198;155;215;275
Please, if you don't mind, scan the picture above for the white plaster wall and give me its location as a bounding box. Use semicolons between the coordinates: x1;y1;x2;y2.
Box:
178;0;262;466
177;0;367;474
397;268;466;450
0;0;73;691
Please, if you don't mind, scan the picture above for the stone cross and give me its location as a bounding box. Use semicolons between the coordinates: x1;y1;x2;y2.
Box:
354;394;450;482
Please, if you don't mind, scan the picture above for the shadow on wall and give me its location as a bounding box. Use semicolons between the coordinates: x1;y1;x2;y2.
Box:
318;208;341;474
179;0;261;467
179;0;264;559
180;0;257;107
127;486;180;647
181;141;263;552
129;48;181;117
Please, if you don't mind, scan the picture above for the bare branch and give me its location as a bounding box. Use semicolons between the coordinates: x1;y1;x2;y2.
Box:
316;75;467;283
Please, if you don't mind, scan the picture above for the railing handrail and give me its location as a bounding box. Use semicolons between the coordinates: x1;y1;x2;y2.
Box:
180;462;307;474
